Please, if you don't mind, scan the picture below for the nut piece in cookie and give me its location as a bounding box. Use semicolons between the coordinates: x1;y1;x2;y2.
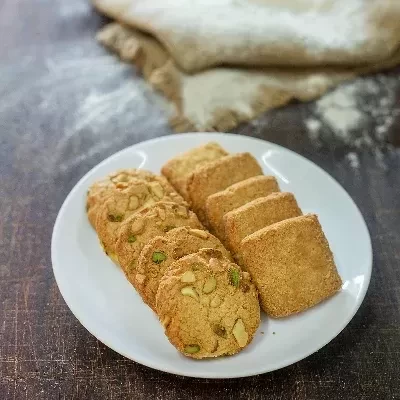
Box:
187;153;263;223
134;226;232;311
95;180;185;263
161;142;228;199
241;214;342;317
206;176;280;239
224;192;302;257
156;249;260;359
115;202;202;277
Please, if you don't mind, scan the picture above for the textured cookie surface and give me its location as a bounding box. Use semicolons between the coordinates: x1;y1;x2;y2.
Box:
241;214;342;317
134;227;232;311
115;201;202;277
206;176;280;239
161;142;228;199
95;180;184;262
224;192;302;256
156;249;260;359
187;153;263;222
86;169;156;227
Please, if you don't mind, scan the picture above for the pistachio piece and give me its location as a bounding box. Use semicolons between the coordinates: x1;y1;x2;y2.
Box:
212;323;227;338
228;268;240;288
203;276;217;294
150;182;164;199
242;272;251;280
163;225;176;233
180;271;196;283
157;207;166;221
181;286;199;301
128;196;139;210
210;295;221;308
127;235;136;243
107;213;123;222
175;205;188;218
232;319;248;347
189;229;209;239
209;258;220;269
135;274;146;285
161;316;171;329
152;251;167;264
130;218;145;234
184;344;200;354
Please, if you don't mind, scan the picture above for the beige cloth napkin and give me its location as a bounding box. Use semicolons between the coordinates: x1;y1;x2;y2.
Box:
93;0;400;132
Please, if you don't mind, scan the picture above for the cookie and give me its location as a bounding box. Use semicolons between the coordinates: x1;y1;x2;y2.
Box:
241;214;342;317
86;169;173;227
95;181;184;263
115;201;203;277
187;153;263;223
161;142;228;199
133;227;232;311
224;192;302;257
156;249;260;359
205;176;280;239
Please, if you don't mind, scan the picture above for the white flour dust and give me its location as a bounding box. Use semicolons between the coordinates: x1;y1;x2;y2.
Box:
305;74;400;149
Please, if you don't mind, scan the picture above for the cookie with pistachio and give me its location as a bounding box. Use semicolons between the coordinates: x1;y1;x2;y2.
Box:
86;169;180;228
134;226;232;311
156;249;260;359
115;201;202;277
95;181;185;263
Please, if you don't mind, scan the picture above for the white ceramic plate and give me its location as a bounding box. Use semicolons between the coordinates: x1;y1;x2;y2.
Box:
51;133;372;378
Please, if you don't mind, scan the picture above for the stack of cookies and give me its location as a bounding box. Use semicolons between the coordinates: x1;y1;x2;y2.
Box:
86;142;342;359
86;167;260;359
162;142;342;318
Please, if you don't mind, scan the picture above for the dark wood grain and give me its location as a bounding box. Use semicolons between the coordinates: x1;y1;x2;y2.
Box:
0;1;399;399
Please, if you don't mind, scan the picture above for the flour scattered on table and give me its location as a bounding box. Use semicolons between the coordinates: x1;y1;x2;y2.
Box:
345;152;360;170
305;74;400;149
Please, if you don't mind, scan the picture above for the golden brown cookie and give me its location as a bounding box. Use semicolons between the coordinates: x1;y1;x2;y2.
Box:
161;142;228;199
95;181;184;263
115;201;203;277
205;175;280;239
187;153;263;223
134;227;232;311
156;249;260;359
241;214;342;317
86;169;173;227
224;192;302;257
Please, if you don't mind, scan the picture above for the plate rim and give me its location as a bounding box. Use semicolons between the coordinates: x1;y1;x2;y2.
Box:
51;132;373;379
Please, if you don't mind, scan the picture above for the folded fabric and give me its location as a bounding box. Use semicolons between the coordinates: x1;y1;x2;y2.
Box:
92;0;400;132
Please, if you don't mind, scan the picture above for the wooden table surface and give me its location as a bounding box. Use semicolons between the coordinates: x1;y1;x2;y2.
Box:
1;1;399;399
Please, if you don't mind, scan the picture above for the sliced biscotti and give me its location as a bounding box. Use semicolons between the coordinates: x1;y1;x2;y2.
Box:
241;214;342;317
133;226;232;311
156;249;260;359
187;153;263;223
205;176;280;239
224;192;302;256
161;142;228;199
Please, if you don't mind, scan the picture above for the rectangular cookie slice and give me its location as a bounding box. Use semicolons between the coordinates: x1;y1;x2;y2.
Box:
205;176;280;239
161;142;228;199
187;153;263;223
224;192;302;255
241;214;342;317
